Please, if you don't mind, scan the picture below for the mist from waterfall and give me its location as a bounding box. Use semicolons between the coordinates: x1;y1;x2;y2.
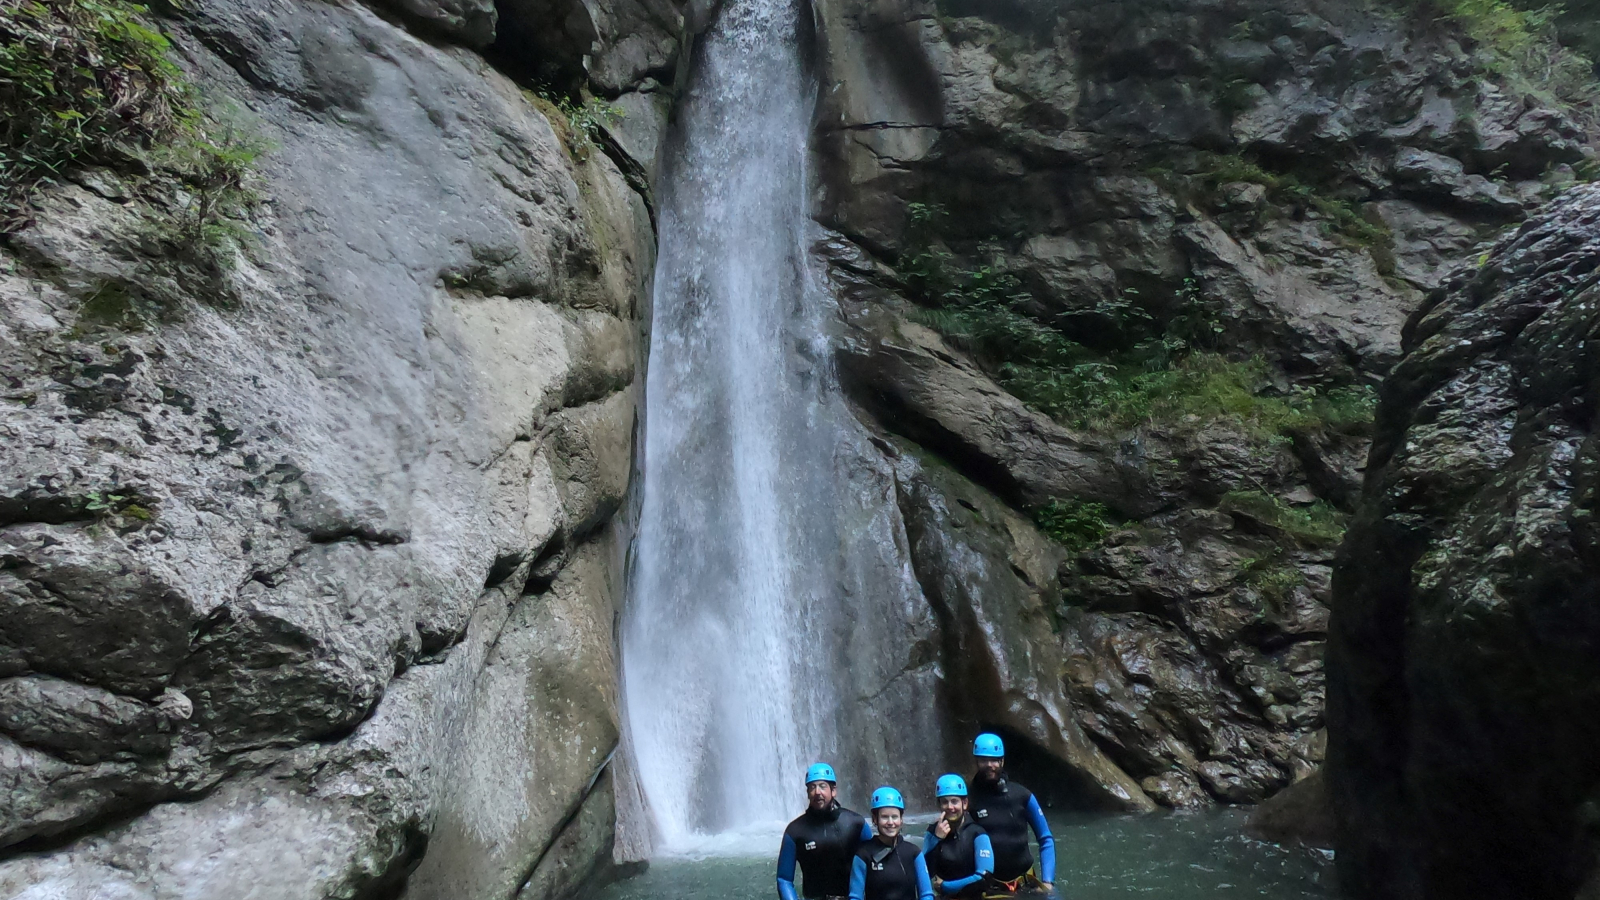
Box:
621;0;846;849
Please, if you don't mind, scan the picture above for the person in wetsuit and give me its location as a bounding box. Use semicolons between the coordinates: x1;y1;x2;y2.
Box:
849;787;934;900
921;774;994;898
967;734;1055;895
779;763;874;900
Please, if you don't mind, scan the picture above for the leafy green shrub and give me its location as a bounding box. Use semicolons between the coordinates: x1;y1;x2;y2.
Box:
0;0;186;228
901;204;1377;439
1395;0;1597;112
1220;490;1348;547
147;112;267;273
83;489;154;521
1181;153;1393;250
1540;0;1600;64
2;0;269;311
1035;499;1114;552
921;309;1375;439
530;88;623;163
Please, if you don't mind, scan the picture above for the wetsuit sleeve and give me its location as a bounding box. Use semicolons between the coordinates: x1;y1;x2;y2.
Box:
849;857;867;900
939;834;993;895
915;851;935;900
777;834;799;900
920;827;940;859
1025;796;1056;883
860;819;876;843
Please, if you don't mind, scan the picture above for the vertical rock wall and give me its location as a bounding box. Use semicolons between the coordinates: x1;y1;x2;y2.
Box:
0;0;684;895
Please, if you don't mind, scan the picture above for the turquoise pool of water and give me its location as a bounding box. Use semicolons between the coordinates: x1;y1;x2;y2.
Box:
582;809;1334;900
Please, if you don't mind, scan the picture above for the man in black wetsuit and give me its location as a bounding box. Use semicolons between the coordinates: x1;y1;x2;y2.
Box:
778;762;874;900
967;734;1055;896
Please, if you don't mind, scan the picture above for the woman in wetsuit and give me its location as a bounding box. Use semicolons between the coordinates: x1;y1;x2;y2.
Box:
849;787;934;900
921;775;994;898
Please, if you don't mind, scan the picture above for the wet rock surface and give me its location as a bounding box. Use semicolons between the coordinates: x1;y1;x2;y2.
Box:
1328;183;1600;899
890;441;1154;812
811;0;1592;811
825;244;1347;809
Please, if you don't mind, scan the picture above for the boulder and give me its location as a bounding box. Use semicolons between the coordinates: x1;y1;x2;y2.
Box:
1246;768;1334;847
1327;183;1600;899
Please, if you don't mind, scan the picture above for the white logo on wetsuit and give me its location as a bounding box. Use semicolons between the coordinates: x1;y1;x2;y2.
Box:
979;849;992;858
975;809;988;818
805;842;817;850
871;862;884;871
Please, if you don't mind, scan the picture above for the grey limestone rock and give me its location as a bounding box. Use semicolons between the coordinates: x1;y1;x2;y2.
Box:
810;0;1587;378
0;0;653;894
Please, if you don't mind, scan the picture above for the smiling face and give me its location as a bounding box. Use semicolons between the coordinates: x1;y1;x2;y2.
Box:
974;757;1004;784
873;807;903;839
938;795;967;820
807;780;837;811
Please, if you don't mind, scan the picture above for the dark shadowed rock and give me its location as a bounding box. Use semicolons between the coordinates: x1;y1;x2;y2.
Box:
1246;768;1333;848
374;0;497;47
1328;183;1600;900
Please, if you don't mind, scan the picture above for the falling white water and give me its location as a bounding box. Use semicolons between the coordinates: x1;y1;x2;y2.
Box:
621;0;841;849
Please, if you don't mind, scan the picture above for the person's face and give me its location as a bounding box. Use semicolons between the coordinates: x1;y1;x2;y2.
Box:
939;795;967;820
974;757;1004;783
874;807;903;838
807;780;837;811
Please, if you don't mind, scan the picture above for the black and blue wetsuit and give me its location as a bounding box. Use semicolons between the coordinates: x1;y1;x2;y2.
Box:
849;836;935;900
921;817;994;897
778;804;873;900
967;779;1055;883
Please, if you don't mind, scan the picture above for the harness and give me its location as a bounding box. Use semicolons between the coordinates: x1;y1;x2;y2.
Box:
981;872;1045;898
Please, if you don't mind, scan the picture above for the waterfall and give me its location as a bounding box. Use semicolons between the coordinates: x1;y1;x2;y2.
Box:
621;0;839;849
621;0;955;852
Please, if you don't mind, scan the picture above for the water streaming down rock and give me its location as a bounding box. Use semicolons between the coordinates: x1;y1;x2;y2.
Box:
622;0;959;852
620;0;954;852
622;0;843;848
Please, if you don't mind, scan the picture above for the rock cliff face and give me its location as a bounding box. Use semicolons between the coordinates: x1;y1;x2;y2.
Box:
808;0;1593;810
1328;183;1600;900
1;0;1595;894
0;0;680;895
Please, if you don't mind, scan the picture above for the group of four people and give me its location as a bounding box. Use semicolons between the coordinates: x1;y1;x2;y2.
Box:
777;734;1057;900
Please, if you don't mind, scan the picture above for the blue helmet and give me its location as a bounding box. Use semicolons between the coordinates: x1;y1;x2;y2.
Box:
870;786;905;810
936;774;968;798
973;733;1005;758
805;762;837;785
